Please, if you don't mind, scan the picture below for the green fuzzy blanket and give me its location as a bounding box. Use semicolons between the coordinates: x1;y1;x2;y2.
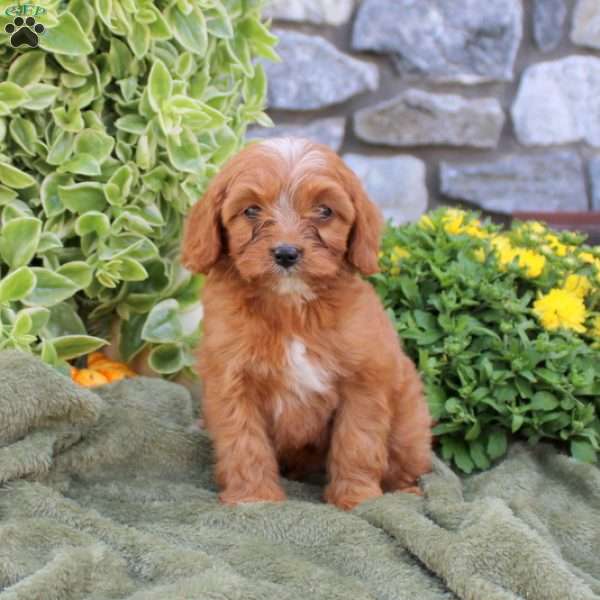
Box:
1;350;599;600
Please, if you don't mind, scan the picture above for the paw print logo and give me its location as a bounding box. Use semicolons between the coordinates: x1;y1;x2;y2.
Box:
5;16;45;48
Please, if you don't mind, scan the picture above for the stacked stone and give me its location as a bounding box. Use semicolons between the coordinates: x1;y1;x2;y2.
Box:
250;0;600;222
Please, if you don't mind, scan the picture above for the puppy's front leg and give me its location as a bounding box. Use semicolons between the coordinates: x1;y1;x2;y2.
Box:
325;384;391;510
203;378;286;505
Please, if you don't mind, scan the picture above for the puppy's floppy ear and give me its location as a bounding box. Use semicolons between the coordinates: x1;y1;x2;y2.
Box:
181;174;226;274
343;167;383;276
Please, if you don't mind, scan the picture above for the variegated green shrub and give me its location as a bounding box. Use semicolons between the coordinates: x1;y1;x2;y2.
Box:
0;0;276;375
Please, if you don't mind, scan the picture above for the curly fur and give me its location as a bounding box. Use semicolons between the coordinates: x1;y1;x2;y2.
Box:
181;138;432;510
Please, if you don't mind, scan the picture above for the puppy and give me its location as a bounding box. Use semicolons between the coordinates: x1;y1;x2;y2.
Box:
182;138;432;510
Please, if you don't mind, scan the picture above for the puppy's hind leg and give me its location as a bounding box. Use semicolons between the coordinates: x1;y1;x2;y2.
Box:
383;359;433;495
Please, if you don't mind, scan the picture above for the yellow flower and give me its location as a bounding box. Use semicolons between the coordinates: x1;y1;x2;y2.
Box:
528;222;547;235
589;316;600;337
378;251;384;259
473;248;486;263
464;223;489;238
579;251;600;270
533;289;587;333
491;237;545;277
491;235;517;268
563;274;591;298
419;214;434;230
546;234;568;257
390;266;400;276
516;249;546;278
443;209;465;235
391;245;409;261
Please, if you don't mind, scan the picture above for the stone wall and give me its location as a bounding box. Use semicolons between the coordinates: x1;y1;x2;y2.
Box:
249;0;600;224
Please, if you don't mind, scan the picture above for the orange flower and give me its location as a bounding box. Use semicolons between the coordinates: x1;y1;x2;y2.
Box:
73;369;109;387
71;353;137;387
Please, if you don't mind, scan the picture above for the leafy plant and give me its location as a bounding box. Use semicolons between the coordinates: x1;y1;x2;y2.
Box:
374;208;600;472
0;0;276;375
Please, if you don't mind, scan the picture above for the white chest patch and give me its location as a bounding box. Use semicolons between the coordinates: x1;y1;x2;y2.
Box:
275;277;317;301
273;339;331;420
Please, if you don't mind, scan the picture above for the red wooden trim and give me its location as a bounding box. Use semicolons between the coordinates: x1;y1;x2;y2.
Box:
513;212;600;225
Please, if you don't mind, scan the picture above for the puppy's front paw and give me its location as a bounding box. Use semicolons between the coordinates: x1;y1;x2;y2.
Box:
219;483;287;506
397;485;423;496
324;480;382;511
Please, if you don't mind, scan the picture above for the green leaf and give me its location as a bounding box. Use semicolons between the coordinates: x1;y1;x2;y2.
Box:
166;127;204;173
47;131;75;166
0;186;18;205
24;268;80;307
244;63;267;105
148;343;185;374
205;3;234;39
431;422;463;435
0;162;36;189
55;54;92;77
0;82;29;108
168;96;227;130
148;60;172;112
103;165;135;206
57;262;93;288
69;0;96;35
59;154;101;176
2;200;32;221
119;313;147;361
8;51;46;87
0;217;41;268
75;212;111;236
537;368;561;386
74;130;115;164
39;11;94;55
240;16;279;49
115;114;148;134
19;307;50;334
0;267;36;303
40;339;58;365
23;83;59;110
41;173;71;217
166;4;208;55
10;116;39;156
465;420;481;441
117;257;148;282
130;20;150;59
487;430;508;461
52;105;85;132
94;0;113;29
148;7;171;39
453;441;474;474
511;414;524;433
531;391;560;412
141;299;183;343
108;38;133;79
12;310;32;337
52;335;107;360
570;439;597;464
225;34;253;77
58;182;107;213
175;52;195;79
469;440;491;470
43;302;86;337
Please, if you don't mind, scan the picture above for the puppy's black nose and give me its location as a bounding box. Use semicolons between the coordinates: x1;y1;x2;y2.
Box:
272;245;301;268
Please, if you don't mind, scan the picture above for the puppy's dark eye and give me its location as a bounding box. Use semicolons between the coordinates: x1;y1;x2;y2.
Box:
317;205;333;220
244;205;261;219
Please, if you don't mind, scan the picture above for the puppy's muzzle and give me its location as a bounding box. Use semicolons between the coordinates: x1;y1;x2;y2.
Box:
272;245;302;269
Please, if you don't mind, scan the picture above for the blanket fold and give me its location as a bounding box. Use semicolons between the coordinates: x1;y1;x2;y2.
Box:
0;350;598;600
